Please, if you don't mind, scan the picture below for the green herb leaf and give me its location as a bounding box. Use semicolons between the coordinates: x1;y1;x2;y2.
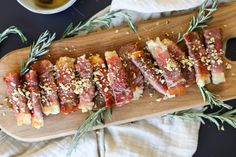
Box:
62;10;137;38
107;108;113;121
0;26;27;44
67;107;107;157
171;107;236;130
198;86;232;109
20;30;56;76
177;0;218;43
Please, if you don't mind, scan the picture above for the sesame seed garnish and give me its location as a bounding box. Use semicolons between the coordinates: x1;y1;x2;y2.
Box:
225;63;232;70
156;98;162;102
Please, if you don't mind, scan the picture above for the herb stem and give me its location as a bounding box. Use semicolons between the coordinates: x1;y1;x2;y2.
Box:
67;107;107;157
20;30;56;76
198;86;232;109
177;0;218;43
171;107;236;130
62;10;137;38
0;26;27;44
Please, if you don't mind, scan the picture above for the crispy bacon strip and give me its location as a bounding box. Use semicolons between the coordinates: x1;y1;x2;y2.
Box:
31;60;60;115
162;39;195;87
184;32;211;87
130;50;169;95
89;55;115;108
25;70;44;129
3;72;31;126
147;37;186;95
75;55;95;113
204;28;225;84
118;44;144;100
105;51;133;106
55;57;79;114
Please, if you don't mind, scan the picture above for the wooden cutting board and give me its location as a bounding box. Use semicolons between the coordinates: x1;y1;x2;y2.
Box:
0;3;236;142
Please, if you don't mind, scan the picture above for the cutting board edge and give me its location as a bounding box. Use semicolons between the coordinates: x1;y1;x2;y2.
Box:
4;95;236;142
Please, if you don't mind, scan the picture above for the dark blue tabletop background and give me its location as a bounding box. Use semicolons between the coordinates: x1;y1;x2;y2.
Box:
1;1;236;156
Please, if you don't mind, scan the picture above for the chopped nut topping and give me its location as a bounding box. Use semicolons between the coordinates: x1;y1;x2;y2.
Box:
166;58;177;71
156;98;162;102
225;63;232;70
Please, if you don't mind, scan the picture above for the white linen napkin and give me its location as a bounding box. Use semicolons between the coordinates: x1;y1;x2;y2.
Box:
0;0;232;157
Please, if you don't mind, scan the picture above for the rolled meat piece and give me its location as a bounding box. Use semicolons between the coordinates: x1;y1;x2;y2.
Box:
118;43;144;100
130;50;169;96
146;37;186;95
3;72;31;126
55;57;79;114
162;38;195;87
75;55;95;113
105;51;133;106
184;32;211;87
203;28;225;84
25;70;44;129
31;60;60;115
89;55;115;108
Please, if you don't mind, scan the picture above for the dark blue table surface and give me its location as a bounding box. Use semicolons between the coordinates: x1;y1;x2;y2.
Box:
1;1;236;157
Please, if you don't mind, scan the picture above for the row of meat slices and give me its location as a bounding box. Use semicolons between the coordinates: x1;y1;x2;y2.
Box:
3;28;226;129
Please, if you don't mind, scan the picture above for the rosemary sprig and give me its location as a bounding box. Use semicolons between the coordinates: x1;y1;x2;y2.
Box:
108;108;113;121
20;30;56;76
62;10;137;38
0;26;27;44
177;0;218;43
171;107;236;130
198;86;232;109
67;107;106;157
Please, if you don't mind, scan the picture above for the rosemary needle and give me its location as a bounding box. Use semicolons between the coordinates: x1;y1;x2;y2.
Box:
20;30;56;76
177;0;218;43
171;107;236;130
198;86;232;109
62;10;137;38
67;107;106;157
0;26;27;44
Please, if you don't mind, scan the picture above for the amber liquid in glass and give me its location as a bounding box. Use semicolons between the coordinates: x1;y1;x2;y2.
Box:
34;0;69;9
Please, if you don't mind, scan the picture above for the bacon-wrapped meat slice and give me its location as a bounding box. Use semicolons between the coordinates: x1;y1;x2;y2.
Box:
184;32;211;87
162;39;195;87
3;72;31;126
75;55;95;113
105;51;133;106
118;44;144;100
89;55;115;108
25;70;44;129
130;50;169;96
31;60;60;115
204;28;225;84
146;37;186;95
55;57;79;114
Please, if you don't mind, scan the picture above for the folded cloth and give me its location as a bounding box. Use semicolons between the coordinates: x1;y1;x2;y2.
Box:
0;0;232;157
0;131;98;157
102;117;200;157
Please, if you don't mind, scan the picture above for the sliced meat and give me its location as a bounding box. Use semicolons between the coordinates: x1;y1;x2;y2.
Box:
130;50;169;96
3;72;31;126
118;44;144;100
75;55;95;113
184;32;211;87
105;51;133;106
55;57;79;114
25;70;44;129
204;28;225;84
89;55;115;108
162;38;195;87
31;60;60;115
147;37;186;95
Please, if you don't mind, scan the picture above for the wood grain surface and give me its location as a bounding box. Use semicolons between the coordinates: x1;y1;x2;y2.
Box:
0;3;236;142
